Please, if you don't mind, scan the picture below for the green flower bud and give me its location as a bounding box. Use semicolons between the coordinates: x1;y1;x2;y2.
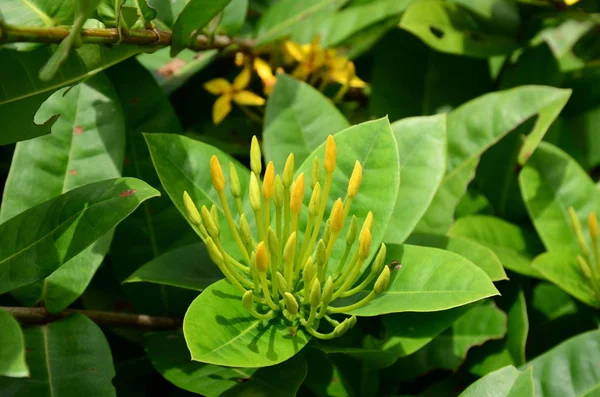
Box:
284;292;299;315
371;243;387;274
302;257;315;289
229;162;241;198
249;173;261;212
250;135;262;176
274;175;284;208
323;220;332;246
201;206;219;238
309;278;321;307
210;204;219;227
284;232;297;267
239;214;252;247
577;255;593;279
374;266;390;294
308;183;321;217
276;271;289;293
268;227;278;256
242;290;254;310
346;215;358;246
321;276;334;308
183;191;201;226
348;315;357;328
283;153;295;188
334;318;350;337
205;237;224;266
316;239;327;268
311;157;321;189
569;206;590;256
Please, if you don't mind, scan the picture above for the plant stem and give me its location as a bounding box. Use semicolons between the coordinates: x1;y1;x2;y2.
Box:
2;306;181;330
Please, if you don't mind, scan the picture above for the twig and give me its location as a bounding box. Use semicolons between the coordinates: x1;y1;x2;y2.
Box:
2;306;182;330
0;24;255;52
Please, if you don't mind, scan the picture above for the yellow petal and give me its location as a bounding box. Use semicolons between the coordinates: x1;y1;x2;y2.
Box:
284;41;305;62
233;91;265;106
213;95;232;124
349;76;366;88
564;0;579;4
233;67;251;90
254;58;274;81
204;78;231;95
234;52;246;67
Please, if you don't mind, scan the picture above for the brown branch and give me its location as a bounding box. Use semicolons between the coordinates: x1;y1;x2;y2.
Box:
0;24;255;51
2;306;182;330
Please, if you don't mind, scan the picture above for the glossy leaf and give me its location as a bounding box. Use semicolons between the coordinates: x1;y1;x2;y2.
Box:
263;74;349;172
145;330;307;396
519;141;600;255
384;115;447;244
0;309;28;378
0;73;125;312
336;244;499;316
532;282;578;321
405;233;507;281
459;366;534;397
0;177;159;294
124;243;222;291
219;0;248;35
0;314;116;396
170;0;232;56
523;329;600;397
449;215;545;278
183;280;311;367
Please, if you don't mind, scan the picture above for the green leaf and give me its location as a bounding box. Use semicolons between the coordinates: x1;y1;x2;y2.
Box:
295;118;400;274
183;280;311;367
459;366;534;397
523;329;600;397
384;115;447;244
399;0;517;58
532;252;600;308
145;330;307;396
417;85;571;234
170;0;232;56
0;313;116;396
219;0;248;35
0;309;28;378
263;74;350;172
0;45;139;145
0;177;159;294
336;244;499;316
405;234;507;281
449;215;545;278
0;73;125;312
519;141;600;255
532;282;578;320
124;243;222;291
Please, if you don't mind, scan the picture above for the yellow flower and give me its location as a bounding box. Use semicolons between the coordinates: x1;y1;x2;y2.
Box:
204;67;265;124
564;0;580;5
254;58;278;95
284;35;326;81
325;53;366;89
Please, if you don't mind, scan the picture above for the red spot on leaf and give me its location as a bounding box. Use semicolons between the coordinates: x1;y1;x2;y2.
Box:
124;157;131;167
236;377;250;383
120;189;137;198
332;376;338;384
74;126;84;135
89;368;96;372
131;97;139;105
69;170;77;176
25;348;32;353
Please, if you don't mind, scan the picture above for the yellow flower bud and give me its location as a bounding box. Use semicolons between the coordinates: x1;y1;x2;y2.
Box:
249;173;261;212
290;173;305;214
283;292;299;315
250;135;262;176
183;191;201;226
274;175;284;208
347;160;363;198
358;227;372;260
210;155;225;193
284;232;297;265
362;211;374;234
276;272;289;293
308;183;321;216
201;206;219;238
330;198;344;234
371;243;387;274
239;214;252;247
374;266;390;294
229;162;241;198
589;212;598;242
324;135;336;174
263;161;275;199
346;215;358;246
309;278;321;307
205;237;224;266
311;157;321;189
321;276;334;308
255;241;269;273
242;290;254;310
283;153;295;187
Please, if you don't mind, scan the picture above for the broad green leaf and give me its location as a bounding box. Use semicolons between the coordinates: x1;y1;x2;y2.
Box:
147;0;186;28
532;252;600;308
0;45;139;145
384;115;447;244
145;330;307;396
0;314;116;396
303;348;357;397
532;282;578;320
219;0;248;35
499;43;563;90
449;215;544;278
124;243;222;291
255;0;347;46
0;309;28;378
0;178;159;294
405;234;507;281
519;141;600;255
459;366;534;397
263;74;350;172
0;73;125;312
451;0;520;34
418;85;571;234
170;0;232;56
336;244;499;316
399;0;517;58
342;15;400;59
106;59;197;317
381;305;472;357
183;280;311;367
295;118;400;274
523;329;600;397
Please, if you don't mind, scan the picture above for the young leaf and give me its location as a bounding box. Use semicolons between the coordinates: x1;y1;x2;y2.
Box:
145;330;307;396
459;366;534;397
335;244;499;316
183;280;311;367
124;243;223;291
263;74;350;172
0;314;116;396
0;178;159;294
0;309;28;378
384;115;447;244
0;73;125;312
